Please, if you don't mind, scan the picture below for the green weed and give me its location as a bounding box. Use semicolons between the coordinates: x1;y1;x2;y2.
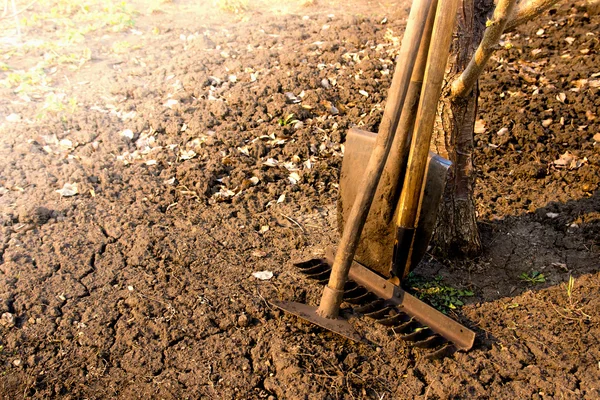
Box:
36;93;78;119
111;40;139;54
519;271;546;284
277;113;299;127
405;274;474;314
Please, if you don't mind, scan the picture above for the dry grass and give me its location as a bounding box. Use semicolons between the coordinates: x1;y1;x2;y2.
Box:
214;0;249;13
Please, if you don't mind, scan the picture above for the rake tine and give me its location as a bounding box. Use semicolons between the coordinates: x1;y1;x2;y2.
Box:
344;291;377;305
354;299;386;314
298;263;331;276
412;335;446;349
305;269;332;282
377;312;412;327
364;306;395;320
293;259;326;270
424;343;457;360
390;318;418;334
343;285;367;298
400;328;433;342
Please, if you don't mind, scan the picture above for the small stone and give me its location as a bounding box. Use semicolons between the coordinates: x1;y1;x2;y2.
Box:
1;312;15;327
237;314;249;328
13;359;22;367
28;317;35;324
321;78;331;89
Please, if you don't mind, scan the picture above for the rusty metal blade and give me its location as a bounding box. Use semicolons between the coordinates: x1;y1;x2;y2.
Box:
270;301;367;344
339;128;451;277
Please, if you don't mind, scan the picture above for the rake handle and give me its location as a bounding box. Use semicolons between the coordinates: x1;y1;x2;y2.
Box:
317;0;435;319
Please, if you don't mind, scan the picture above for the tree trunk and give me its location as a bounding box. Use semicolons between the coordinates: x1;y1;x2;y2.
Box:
431;0;494;257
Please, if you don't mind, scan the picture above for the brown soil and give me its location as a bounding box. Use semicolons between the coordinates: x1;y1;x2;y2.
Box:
0;0;599;399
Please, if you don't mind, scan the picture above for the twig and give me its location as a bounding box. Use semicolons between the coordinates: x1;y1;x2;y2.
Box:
451;0;517;98
280;213;305;233
504;0;563;32
0;0;36;20
255;287;273;311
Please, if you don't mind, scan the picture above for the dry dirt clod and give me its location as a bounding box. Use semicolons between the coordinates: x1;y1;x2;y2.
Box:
237;314;249;328
18;206;52;225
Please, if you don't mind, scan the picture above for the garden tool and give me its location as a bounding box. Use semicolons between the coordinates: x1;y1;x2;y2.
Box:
274;0;476;355
272;0;436;343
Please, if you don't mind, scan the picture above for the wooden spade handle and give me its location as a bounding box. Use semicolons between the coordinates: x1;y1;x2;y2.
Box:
395;0;460;279
317;0;435;319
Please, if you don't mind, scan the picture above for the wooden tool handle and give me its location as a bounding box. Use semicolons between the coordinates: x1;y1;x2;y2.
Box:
317;0;435;319
384;0;439;223
395;0;460;279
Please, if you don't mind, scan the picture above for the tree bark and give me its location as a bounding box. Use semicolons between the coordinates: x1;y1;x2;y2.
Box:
431;0;493;257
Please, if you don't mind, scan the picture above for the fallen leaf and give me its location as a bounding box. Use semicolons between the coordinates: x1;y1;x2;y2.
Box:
285;92;301;104
277;194;286;203
145;160;157;166
564;37;575;45
288;172;301;184
59;139;73;149
593;133;600;142
572;79;588;89
531;48;542;56
179;149;197;160
263;158;279;167
474;119;486;134
163;99;179;108
553;151;587;169
556;92;566;103
56;183;78;197
497;127;509;136
5;113;21;122
251;271;273;280
121;129;134;140
359;90;369;97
